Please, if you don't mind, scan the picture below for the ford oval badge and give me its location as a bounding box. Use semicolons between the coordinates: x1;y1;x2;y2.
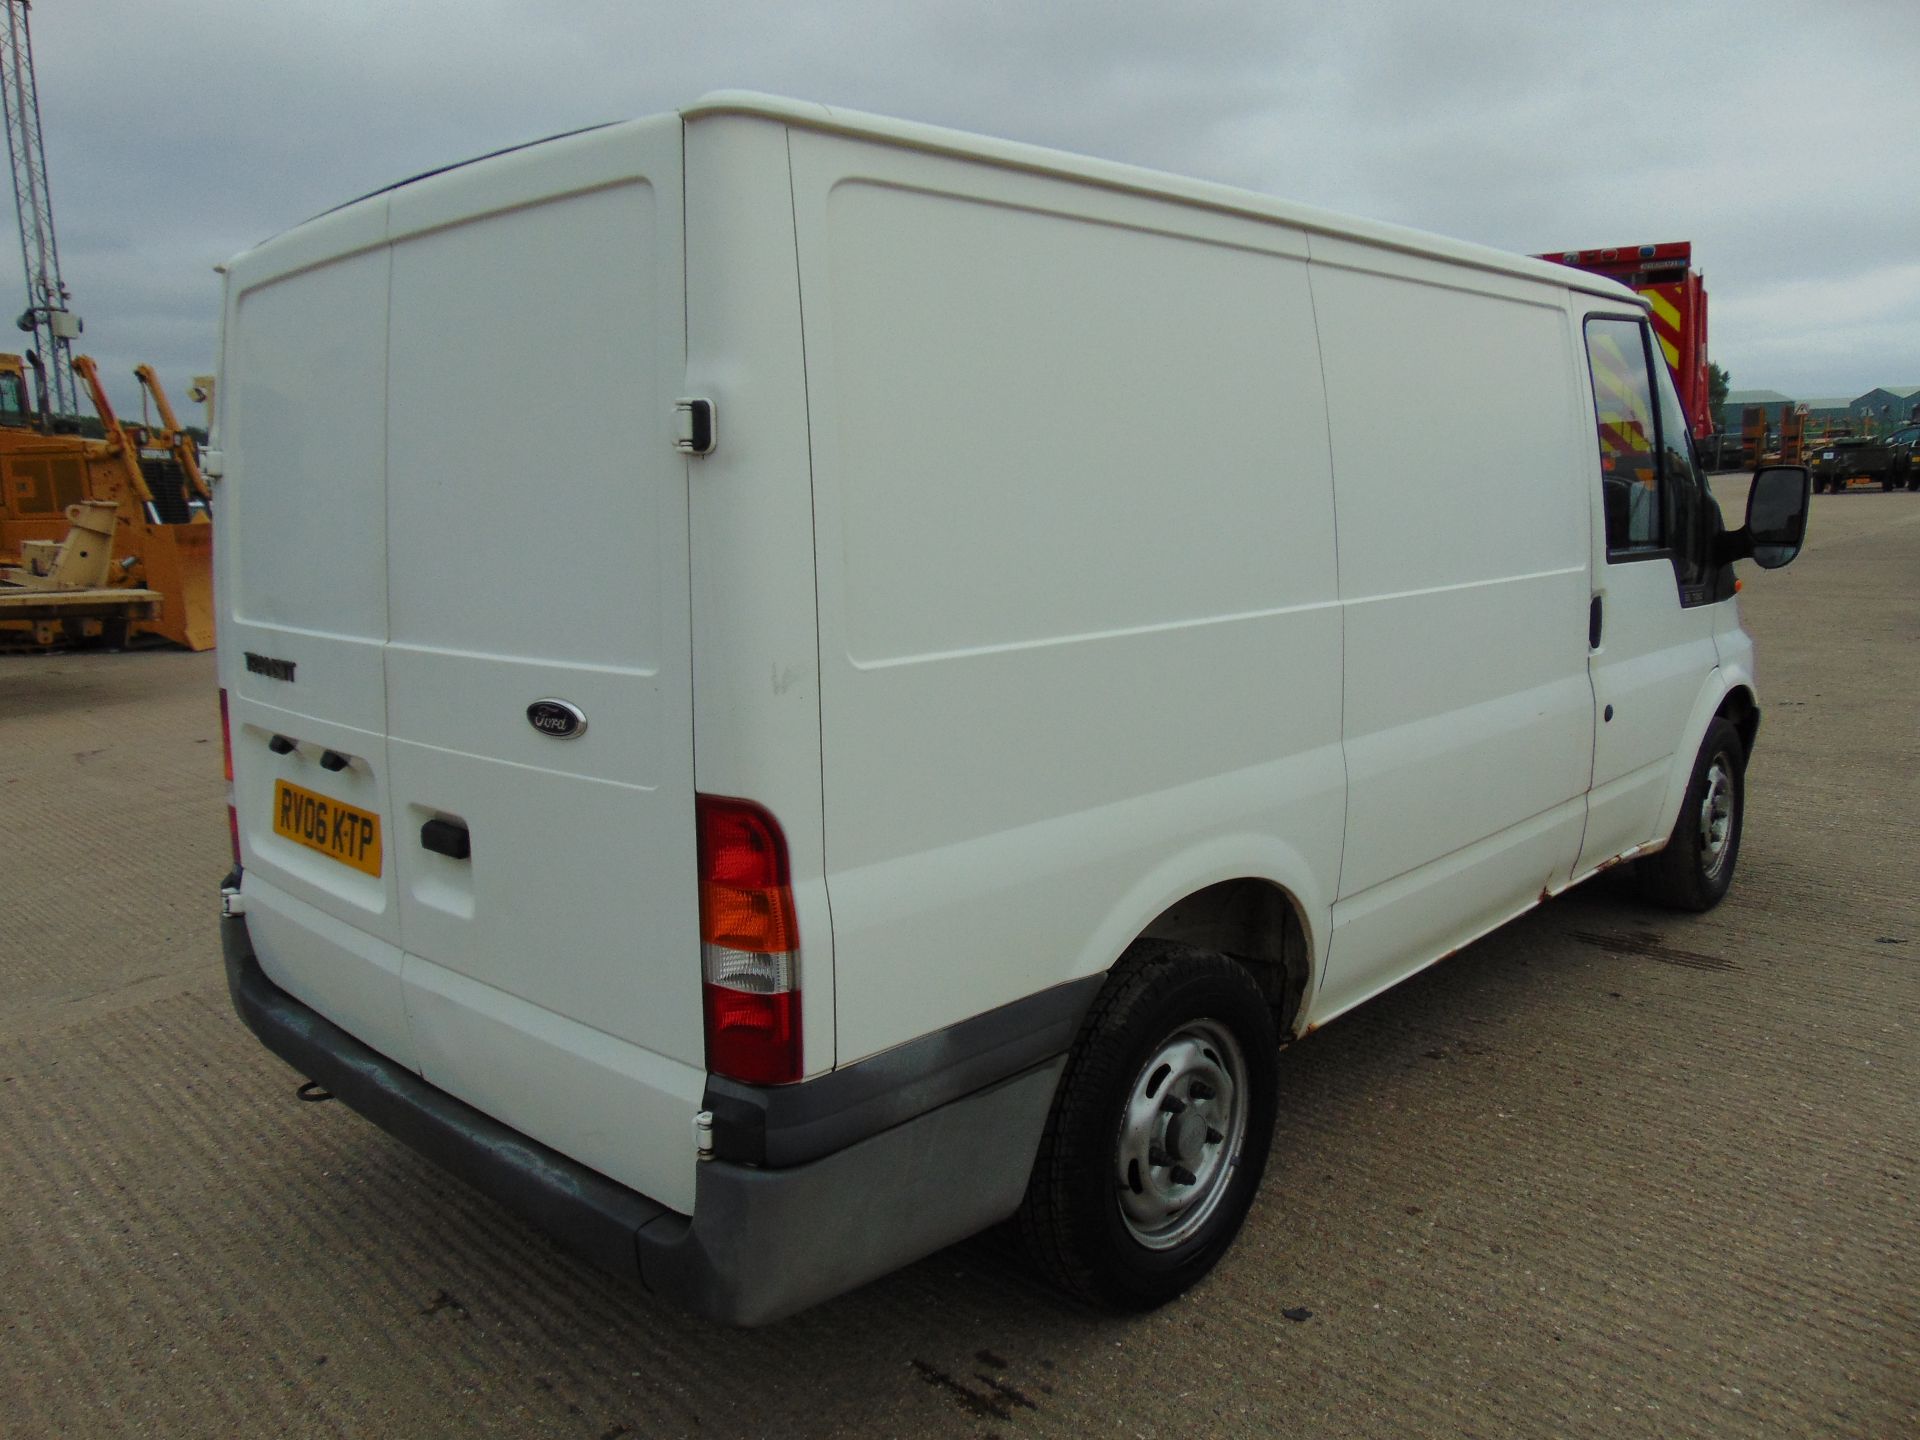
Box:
526;699;588;740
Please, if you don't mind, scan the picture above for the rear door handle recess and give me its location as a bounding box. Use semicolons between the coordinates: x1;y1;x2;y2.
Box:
1589;595;1604;650
420;818;471;860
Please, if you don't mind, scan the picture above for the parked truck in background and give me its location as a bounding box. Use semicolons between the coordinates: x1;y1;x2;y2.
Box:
1539;242;1711;439
1808;433;1912;493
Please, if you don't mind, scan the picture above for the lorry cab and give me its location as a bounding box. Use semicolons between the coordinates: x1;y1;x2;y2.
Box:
214;94;1809;1325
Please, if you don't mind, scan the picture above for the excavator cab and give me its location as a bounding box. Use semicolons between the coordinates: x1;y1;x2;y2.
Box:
0;353;31;428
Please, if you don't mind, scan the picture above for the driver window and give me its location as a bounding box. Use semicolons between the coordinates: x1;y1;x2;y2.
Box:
1584;318;1661;554
1650;349;1717;592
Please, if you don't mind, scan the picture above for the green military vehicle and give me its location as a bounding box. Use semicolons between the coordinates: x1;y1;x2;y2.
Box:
1808;433;1912;493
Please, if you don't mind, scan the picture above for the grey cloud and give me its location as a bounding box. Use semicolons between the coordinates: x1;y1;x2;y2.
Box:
21;0;1916;414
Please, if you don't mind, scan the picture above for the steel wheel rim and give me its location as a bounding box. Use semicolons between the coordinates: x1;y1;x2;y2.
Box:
1114;1019;1249;1250
1700;752;1735;879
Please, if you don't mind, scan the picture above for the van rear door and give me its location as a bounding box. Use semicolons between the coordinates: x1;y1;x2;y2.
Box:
380;123;704;1207
224;119;705;1211
222;197;411;1066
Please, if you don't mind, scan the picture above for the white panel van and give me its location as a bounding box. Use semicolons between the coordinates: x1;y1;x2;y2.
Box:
213;95;1810;1324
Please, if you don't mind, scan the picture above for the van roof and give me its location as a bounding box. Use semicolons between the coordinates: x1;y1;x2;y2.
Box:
684;91;1641;306
259;92;1639;310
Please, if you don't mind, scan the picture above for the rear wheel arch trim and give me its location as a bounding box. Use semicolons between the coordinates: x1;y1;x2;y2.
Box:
1073;841;1328;1041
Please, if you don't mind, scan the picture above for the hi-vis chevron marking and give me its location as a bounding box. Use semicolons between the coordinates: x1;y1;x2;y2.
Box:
1589;326;1654;466
1641;285;1685;372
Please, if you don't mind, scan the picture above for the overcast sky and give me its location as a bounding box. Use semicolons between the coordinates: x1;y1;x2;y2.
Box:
26;0;1919;421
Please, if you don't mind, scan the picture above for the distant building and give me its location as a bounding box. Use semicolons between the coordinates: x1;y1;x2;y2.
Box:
1850;387;1920;428
1799;397;1856;430
1719;388;1791;434
1717;387;1913;436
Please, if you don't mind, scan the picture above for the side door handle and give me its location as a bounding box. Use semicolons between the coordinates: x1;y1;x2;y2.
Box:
1589;595;1604;650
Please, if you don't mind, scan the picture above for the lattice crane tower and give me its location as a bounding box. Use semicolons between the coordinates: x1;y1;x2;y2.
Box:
1;0;79;417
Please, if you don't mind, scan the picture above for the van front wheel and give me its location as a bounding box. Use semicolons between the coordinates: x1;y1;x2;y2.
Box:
1018;943;1277;1310
1638;717;1745;912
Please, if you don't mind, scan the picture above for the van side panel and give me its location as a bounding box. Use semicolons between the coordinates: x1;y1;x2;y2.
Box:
790;133;1345;1064
1308;244;1594;1018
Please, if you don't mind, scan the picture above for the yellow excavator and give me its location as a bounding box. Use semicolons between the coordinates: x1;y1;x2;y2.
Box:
0;351;213;649
0;0;211;649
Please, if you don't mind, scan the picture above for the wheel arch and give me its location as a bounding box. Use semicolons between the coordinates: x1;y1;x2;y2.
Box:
1074;838;1330;1043
1718;683;1760;762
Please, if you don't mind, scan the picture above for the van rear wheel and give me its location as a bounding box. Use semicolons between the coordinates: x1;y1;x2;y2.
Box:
1018;942;1277;1310
1638;717;1745;912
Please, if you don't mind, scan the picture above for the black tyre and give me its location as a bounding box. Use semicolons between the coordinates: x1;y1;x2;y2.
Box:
1637;717;1745;912
1018;941;1277;1310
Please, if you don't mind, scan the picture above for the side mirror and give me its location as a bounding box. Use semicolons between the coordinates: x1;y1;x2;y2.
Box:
1744;465;1811;569
1717;465;1810;570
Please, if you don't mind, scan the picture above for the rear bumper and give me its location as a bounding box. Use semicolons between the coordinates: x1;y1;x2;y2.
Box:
221;902;1084;1325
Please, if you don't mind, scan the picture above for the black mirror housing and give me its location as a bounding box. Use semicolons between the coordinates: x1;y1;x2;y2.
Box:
1744;465;1811;569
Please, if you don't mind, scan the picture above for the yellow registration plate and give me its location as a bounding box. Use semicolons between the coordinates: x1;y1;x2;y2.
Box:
272;779;383;877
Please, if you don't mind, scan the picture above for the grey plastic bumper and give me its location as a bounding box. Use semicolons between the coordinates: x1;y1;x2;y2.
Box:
221;908;1075;1325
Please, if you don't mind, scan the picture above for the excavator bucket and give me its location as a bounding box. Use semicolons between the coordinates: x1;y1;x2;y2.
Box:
132;520;214;650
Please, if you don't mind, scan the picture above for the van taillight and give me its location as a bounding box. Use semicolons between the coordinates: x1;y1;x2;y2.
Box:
696;794;801;1085
219;688;240;868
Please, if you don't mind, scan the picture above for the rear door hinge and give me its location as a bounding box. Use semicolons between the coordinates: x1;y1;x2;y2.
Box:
673;398;716;456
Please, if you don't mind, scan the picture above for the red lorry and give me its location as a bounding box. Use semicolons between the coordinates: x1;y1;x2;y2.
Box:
1538;242;1711;439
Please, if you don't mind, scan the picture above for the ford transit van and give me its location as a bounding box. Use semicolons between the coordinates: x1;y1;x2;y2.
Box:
213;94;1810;1324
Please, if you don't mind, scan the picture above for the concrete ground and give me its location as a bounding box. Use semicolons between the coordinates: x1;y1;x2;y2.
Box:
2;479;1915;1438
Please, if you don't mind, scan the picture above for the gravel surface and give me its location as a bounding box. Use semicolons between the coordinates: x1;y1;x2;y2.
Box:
2;478;1915;1438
